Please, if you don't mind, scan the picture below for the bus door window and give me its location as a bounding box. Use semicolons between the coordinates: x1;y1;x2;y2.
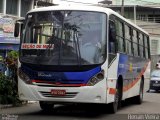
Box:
109;20;116;54
33;25;42;44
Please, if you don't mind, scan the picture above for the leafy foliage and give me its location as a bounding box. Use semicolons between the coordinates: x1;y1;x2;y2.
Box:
7;51;18;60
0;73;20;105
0;51;21;105
6;51;18;71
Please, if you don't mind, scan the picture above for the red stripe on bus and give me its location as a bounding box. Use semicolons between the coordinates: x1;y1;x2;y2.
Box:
31;80;86;87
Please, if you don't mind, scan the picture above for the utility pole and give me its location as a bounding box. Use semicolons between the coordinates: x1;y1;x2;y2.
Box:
121;0;124;16
134;5;137;24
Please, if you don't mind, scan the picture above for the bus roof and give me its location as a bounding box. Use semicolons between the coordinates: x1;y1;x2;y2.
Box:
28;4;111;14
28;4;148;35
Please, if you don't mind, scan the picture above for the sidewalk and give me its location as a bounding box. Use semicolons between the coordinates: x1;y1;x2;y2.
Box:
0;104;13;109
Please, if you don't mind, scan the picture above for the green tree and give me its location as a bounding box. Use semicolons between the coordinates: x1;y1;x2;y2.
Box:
0;51;21;105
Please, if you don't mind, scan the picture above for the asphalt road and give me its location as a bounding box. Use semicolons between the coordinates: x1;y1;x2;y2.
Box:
1;79;160;120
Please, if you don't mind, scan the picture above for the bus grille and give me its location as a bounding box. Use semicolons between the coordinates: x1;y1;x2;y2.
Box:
39;91;78;98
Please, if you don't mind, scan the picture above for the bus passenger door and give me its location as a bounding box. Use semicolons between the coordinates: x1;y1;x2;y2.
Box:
107;19;119;104
108;20;117;65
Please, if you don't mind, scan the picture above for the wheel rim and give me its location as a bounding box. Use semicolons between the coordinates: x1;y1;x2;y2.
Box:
114;88;119;111
140;85;143;100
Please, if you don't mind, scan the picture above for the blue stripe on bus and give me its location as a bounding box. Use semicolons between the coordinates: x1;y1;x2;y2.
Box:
21;65;101;84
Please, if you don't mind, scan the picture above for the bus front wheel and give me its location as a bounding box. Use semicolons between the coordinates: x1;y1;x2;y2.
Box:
39;101;54;111
109;82;122;113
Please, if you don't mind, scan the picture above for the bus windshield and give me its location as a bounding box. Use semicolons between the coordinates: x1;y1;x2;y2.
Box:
20;11;107;66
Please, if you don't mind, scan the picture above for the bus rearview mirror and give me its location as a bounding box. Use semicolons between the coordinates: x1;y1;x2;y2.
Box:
14;23;20;37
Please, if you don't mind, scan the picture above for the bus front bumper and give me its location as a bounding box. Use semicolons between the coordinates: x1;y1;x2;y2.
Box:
18;78;107;104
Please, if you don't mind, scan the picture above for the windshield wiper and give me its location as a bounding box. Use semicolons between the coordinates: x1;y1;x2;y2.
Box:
73;30;81;66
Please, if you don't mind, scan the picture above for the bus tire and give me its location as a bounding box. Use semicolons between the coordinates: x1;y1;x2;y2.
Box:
134;77;144;104
39;101;54;111
109;80;122;113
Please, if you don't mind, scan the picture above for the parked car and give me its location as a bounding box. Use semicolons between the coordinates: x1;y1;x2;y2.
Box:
150;69;160;92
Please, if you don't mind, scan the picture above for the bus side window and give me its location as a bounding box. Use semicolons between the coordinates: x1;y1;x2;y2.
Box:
109;20;116;53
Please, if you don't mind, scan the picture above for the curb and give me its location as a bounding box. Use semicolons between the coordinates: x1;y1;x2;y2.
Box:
0;101;37;109
0;104;13;109
27;101;37;104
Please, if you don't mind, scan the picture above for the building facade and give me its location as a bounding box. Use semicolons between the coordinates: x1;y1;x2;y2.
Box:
112;0;160;5
0;0;34;58
0;0;53;59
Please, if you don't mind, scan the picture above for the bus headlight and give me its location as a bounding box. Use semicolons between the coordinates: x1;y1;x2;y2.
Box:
87;70;104;86
18;68;32;84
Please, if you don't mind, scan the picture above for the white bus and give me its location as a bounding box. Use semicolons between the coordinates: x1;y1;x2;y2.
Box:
14;4;150;113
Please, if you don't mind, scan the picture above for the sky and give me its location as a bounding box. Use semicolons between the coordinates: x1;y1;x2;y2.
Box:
53;0;104;4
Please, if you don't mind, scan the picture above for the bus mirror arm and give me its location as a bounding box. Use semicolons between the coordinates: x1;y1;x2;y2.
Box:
14;22;20;37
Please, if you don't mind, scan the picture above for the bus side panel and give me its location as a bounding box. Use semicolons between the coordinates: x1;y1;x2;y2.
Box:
126;58;150;98
118;54;150;99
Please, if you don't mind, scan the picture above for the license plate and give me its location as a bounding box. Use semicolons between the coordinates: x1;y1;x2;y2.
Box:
153;84;160;87
51;89;66;96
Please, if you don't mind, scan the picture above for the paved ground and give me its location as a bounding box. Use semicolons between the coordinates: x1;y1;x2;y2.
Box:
1;78;160;120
